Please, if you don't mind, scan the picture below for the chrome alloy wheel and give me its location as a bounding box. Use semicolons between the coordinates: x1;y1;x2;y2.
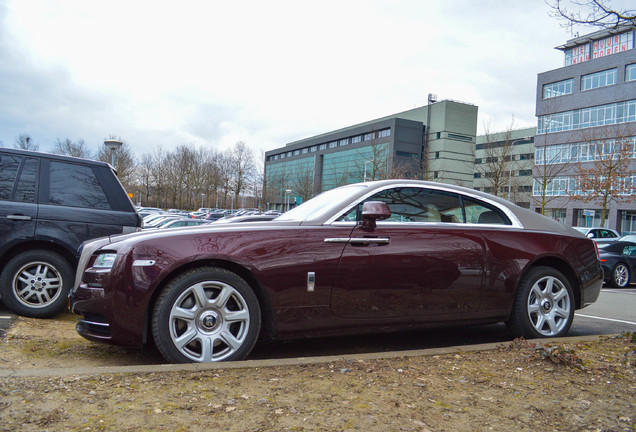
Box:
13;261;63;308
613;263;630;287
168;281;251;362
526;275;571;336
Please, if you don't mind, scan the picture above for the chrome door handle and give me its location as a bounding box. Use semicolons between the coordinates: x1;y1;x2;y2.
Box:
7;215;32;221
324;237;390;245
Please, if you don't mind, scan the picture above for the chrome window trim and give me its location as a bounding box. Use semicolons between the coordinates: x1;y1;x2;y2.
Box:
325;183;524;228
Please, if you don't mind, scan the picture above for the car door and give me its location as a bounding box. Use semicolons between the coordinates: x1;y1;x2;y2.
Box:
329;186;487;319
0;154;39;254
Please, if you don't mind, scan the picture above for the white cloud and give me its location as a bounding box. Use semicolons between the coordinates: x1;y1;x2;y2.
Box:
0;0;617;158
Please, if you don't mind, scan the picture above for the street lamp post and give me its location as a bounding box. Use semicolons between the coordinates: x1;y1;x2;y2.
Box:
200;193;205;209
285;189;292;212
363;161;371;182
104;139;123;167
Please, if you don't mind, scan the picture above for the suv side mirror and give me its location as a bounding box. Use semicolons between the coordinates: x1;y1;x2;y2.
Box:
361;201;391;230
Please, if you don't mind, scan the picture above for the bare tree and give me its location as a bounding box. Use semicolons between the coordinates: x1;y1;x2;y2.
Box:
14;133;39;151
532;142;571;215
51;138;92;159
475;126;517;199
547;0;636;32
230;141;255;204
356;139;389;182
571;127;635;227
291;170;315;203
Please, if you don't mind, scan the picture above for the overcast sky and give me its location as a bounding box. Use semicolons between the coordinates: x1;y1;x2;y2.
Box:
0;0;629;158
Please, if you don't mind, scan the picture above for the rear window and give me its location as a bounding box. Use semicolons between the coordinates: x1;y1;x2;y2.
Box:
49;161;111;209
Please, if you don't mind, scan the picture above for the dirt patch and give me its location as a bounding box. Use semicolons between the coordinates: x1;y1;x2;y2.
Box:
0;315;634;431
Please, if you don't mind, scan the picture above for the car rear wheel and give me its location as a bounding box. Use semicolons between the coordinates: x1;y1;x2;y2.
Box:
152;267;261;363
507;266;574;339
0;250;73;318
610;263;630;288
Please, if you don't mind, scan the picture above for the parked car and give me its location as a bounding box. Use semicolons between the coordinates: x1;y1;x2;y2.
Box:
142;215;182;228
71;180;602;363
0;148;142;317
157;218;211;229
573;227;620;243
599;241;636;288
619;234;636;243
211;214;279;224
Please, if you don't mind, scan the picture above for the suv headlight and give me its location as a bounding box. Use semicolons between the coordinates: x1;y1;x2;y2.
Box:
93;253;117;269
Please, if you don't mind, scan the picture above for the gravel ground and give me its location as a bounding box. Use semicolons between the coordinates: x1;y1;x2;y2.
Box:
0;315;634;431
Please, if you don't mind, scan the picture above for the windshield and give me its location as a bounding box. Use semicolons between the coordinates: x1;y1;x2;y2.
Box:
276;185;368;222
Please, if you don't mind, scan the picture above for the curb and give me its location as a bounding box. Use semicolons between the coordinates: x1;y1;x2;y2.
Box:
0;334;611;378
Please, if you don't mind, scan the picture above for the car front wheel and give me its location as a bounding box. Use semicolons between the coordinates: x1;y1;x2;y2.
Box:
0;250;73;318
507;266;574;339
610;263;630;288
152;267;261;363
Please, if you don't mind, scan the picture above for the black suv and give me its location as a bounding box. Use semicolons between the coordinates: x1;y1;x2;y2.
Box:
0;148;142;317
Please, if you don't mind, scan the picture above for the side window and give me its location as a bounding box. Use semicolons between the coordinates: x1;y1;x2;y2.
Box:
337;187;462;223
624;245;636;256
600;230;617;239
0;154;21;200
49;161;111;209
13;158;38;203
463;196;511;225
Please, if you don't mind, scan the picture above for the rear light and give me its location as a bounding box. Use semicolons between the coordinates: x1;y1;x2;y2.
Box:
594;242;600;260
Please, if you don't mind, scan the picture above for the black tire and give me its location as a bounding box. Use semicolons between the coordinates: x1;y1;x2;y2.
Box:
0;250;74;318
152;267;261;363
506;266;574;339
609;263;630;288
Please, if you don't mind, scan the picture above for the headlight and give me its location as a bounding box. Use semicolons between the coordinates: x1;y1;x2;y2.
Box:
93;253;117;269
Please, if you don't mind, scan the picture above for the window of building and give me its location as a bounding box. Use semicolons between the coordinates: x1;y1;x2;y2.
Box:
535;136;636;165
364;132;375;141
447;133;472;141
351;135;362;144
520;153;534;160
519;170;532;176
310;146;317;152
319;143;327;150
328;141;338;149
581;68;617;91
591;31;634;60
435;152;440;159
49;162;111;209
378;129;391;138
543;78;573;98
564;44;590;66
294;150;300;156
538;99;636;134
474;173;482;178
280;153;286;159
302;148;309;154
339;139;348;146
475;158;482;164
627;64;636;82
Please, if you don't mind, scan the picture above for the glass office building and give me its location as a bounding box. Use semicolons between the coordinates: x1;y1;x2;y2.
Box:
264;101;478;210
535;25;636;233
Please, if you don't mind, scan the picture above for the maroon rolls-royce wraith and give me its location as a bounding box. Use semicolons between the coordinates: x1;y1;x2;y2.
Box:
70;180;603;363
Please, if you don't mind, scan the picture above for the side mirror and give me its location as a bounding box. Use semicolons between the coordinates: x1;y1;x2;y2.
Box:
361;201;391;230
